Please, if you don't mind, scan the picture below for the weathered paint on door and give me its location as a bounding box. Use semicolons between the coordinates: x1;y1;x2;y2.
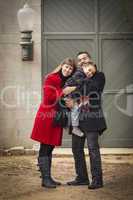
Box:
42;0;133;147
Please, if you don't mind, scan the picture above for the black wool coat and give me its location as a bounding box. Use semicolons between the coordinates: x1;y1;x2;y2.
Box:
64;68;87;100
79;71;107;134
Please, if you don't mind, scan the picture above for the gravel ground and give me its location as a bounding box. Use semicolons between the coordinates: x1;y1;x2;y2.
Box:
0;155;133;200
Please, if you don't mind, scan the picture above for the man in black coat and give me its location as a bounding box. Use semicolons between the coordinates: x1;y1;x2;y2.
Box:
67;51;107;189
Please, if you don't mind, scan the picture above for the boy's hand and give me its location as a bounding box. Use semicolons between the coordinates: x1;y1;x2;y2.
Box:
65;98;74;108
63;86;76;95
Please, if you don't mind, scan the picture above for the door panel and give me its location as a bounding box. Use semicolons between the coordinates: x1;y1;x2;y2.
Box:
100;93;133;147
101;38;133;90
99;0;133;32
43;0;95;32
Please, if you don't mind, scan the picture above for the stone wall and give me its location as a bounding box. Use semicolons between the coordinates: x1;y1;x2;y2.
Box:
0;0;41;148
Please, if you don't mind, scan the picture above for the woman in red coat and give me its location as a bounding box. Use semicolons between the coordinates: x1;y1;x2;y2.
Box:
31;58;76;188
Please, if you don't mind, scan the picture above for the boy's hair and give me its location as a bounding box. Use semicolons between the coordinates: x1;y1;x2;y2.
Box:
83;61;97;71
76;51;91;59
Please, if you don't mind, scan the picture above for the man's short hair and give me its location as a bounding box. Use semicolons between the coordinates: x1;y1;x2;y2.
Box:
77;51;91;59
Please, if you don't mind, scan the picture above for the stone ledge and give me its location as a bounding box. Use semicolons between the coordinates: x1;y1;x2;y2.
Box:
0;147;133;157
0;146;35;156
54;148;133;156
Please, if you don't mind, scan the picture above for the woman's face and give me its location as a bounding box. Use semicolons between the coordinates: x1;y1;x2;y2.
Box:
61;64;74;77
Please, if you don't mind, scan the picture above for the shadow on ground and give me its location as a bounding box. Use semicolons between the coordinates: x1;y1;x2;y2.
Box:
0;156;133;200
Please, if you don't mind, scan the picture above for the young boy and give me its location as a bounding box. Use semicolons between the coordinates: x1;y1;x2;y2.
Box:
64;62;97;136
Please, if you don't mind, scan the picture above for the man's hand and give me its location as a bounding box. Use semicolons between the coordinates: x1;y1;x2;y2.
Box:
65;98;74;109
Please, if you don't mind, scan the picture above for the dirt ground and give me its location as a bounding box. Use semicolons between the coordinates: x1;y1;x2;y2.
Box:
0;155;133;200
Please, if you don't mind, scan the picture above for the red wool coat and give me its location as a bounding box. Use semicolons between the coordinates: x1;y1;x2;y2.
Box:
31;72;64;146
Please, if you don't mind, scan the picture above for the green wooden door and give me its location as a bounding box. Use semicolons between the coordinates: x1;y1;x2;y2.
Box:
42;0;133;147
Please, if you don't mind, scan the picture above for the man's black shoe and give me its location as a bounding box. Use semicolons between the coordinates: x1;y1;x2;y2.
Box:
88;183;103;189
88;178;103;189
67;179;89;186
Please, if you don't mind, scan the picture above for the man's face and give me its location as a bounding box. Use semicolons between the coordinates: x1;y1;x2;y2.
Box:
77;53;91;67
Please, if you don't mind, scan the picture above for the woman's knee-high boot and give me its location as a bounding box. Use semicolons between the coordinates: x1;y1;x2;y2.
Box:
38;156;56;188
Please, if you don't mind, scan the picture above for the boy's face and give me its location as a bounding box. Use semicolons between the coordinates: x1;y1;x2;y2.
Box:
82;64;96;78
77;53;90;67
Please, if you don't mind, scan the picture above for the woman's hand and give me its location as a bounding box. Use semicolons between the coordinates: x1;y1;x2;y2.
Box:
65;98;74;109
63;86;76;95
